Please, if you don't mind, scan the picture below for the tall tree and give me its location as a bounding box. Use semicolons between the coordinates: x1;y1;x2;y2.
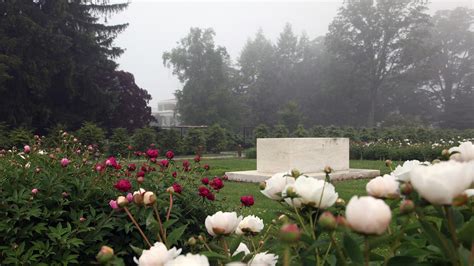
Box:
0;0;151;132
326;0;430;126
238;29;276;126
418;8;474;128
163;28;240;128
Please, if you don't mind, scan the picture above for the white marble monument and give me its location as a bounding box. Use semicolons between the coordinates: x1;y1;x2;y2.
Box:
226;138;379;183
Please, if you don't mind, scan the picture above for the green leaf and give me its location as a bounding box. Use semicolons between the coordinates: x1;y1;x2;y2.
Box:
130;245;143;256
166;224;187;247
343;233;363;264
387;256;418;266
145;212;160;235
200;251;228;260
228;235;243;254
457;218;474;244
419;219;457;260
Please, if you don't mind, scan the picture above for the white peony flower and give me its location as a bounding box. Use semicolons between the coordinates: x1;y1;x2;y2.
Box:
226;263;247;266
205;211;242;236
236;215;264;235
449;141;474;162
346;196;392;235
164;253;209;266
261;172;295;200
391;160;427;182
232;243;250;256
366;174;399;198
283;175;338;209
464;189;474;198
410;161;474;205
249;252;279;266
134;242;181;266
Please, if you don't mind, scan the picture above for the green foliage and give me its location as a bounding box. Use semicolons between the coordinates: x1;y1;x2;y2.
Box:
206;124;228;153
108;128;130;156
76;122;106;146
253;124;270;141
278;100;304;132
0;134;222;264
244;148;256;159
163;28;241;128
156;129;183;154
183;129;206;154
131;127;156;151
272;124;289;138
9;127;33;148
0;122;11;148
292;124;308;137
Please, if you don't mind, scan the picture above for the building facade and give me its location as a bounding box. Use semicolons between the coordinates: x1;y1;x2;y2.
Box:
153;99;180;127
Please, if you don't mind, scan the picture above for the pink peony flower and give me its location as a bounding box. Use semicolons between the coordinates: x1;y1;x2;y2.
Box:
126;193;133;202
146;149;159;159
165;150;175;160
24;145;31;154
105;157;118;168
194;155;201;163
240;195;255;207
198;186;210;198
201;177;209;185
203;164;210;171
109;200;119;209
160;160;169;168
210;177;224;190
114;179;132;192
172;171;177;178
172;183;182;194
31;188;39;194
128;163;137;171
60;158;70;167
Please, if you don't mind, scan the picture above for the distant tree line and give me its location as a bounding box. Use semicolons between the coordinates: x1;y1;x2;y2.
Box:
0;0;154;133
165;0;474;130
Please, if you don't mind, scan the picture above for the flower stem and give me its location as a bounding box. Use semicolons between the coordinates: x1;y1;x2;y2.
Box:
166;193;174;221
283;247;291;266
364;236;370;266
330;232;347;266
124;207;152;248
444;205;459;247
153;204;166;243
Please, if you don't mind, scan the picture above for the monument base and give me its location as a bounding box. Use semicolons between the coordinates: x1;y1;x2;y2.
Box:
225;169;380;183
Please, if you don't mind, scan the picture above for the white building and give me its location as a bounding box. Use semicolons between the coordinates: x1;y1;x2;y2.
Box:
153;99;180;127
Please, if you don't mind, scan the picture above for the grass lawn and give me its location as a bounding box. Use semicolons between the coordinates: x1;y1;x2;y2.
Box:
202;158;395;223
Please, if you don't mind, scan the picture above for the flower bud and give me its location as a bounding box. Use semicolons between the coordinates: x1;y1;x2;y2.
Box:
336;216;349;228
441;149;450;158
318;211;337;231
400;200;415;214
385;160;392;167
143;191;156;205
198;235;206;243
35;167;41;174
137;176;145;184
31;188;39;195
335;198;346;207
166;187;175;194
79;217;86;222
24;145;31;154
278;214;289;223
284;186;298;198
324;166;333;174
117;196;128;207
96;246;114;263
133;193;144;206
452;194;468;207
109;200;119;209
291;169;301;178
187;237;197;246
259;181;266;190
280;224;300;243
432;159;441;164
126;193;133;203
400;183;413;196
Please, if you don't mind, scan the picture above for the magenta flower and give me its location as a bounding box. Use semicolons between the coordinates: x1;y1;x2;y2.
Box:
109;200;119;209
60;158;70;167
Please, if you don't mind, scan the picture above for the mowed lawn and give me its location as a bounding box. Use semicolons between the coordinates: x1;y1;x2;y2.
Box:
202;158;395;223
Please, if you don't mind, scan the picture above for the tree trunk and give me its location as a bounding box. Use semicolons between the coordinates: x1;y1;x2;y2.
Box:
367;85;378;127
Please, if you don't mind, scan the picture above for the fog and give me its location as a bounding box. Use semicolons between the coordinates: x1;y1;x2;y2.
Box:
109;0;472;109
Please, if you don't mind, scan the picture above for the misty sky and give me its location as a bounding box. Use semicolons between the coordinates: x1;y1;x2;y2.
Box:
108;0;473;110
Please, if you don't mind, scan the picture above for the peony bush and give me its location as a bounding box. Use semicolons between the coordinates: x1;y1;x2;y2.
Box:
1;129;474;265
